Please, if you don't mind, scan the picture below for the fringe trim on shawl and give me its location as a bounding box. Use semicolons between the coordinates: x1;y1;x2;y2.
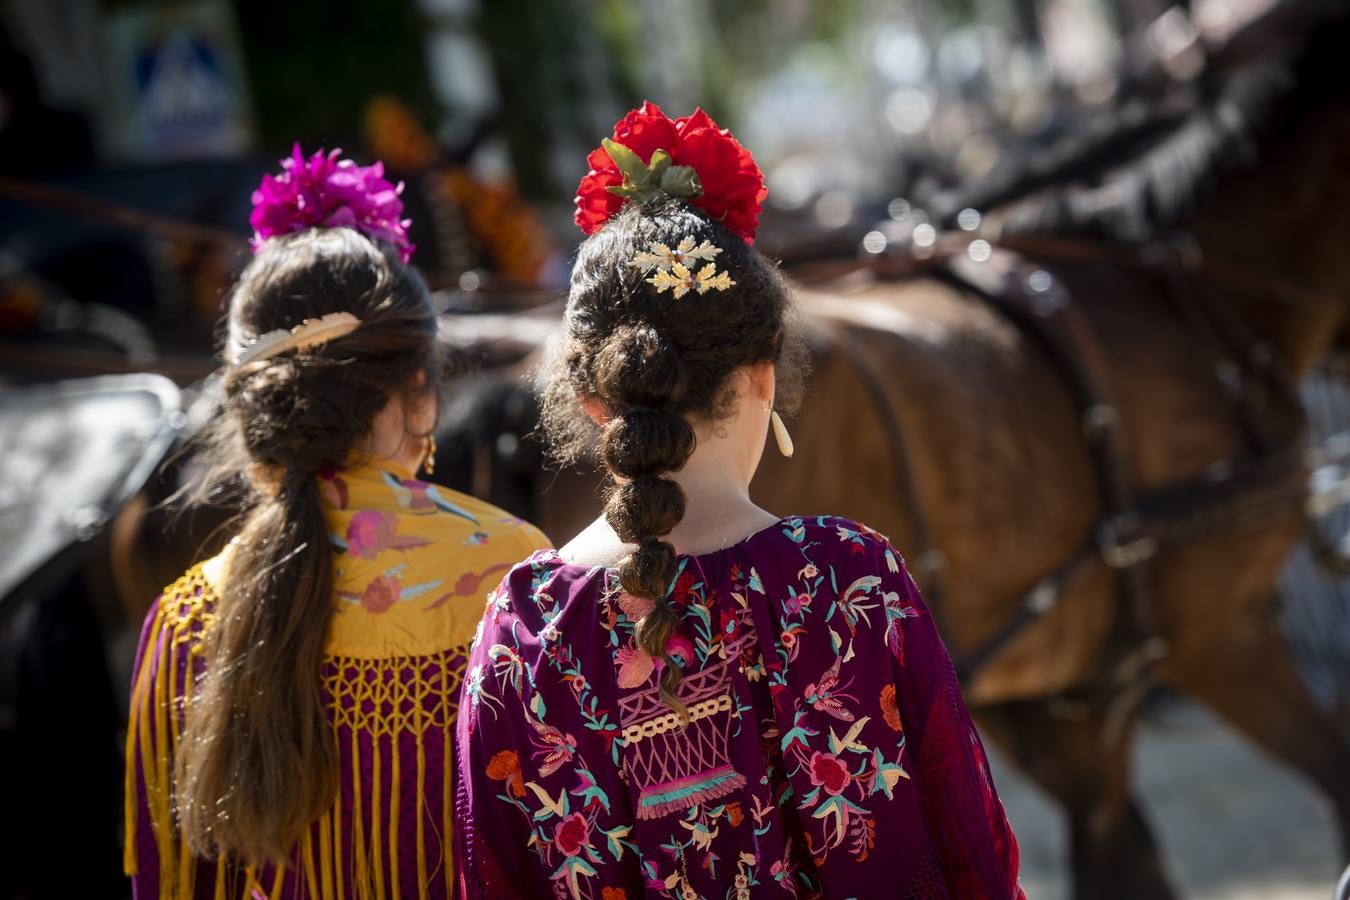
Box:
124;564;468;900
636;765;747;820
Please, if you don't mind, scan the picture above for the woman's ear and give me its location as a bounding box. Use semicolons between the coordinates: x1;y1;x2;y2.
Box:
749;360;776;409
578;393;611;427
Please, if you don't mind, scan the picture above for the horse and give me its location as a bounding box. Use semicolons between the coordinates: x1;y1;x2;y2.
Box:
92;5;1350;897
424;10;1350;897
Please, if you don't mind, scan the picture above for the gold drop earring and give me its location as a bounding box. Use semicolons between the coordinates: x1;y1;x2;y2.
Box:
422;434;437;476
762;399;794;458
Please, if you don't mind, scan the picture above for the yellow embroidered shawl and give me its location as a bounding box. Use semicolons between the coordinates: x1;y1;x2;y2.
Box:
124;458;548;899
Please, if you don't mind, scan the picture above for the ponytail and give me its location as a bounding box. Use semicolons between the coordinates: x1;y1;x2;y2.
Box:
175;471;337;863
171;228;444;865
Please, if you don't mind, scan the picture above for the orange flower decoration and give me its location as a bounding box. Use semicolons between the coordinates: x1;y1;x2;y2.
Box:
880;684;902;732
485;749;526;798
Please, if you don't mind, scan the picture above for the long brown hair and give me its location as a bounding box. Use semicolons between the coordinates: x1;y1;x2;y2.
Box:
540;200;807;710
175;228;448;864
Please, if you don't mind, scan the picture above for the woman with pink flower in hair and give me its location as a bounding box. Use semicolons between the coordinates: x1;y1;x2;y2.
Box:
455;104;1023;898
123;146;547;899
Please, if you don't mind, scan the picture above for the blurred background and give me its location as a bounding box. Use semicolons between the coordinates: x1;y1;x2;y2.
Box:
2;0;1348;898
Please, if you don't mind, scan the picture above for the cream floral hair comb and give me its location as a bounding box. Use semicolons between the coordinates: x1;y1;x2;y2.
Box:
228;311;361;366
628;236;735;299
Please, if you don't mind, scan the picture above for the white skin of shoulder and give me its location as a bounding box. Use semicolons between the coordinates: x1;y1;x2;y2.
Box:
561;361;782;566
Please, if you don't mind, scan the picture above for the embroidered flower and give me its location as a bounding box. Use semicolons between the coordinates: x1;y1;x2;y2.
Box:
808;751;851;796
615;646;656;689
601;889;628;900
346;510;385;558
361;573;401;613
617;591;655;622
726;801;745;827
485;749;526;797
343;510;430;559
672;570;697;605
554;813;590;857
784;591;812;615
665;634;695;669
880;684;903;732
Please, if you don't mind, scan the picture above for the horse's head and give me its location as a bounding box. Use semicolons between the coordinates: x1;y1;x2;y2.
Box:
949;2;1350;376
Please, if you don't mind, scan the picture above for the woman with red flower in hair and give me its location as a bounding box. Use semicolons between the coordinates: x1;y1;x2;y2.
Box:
455;104;1023;898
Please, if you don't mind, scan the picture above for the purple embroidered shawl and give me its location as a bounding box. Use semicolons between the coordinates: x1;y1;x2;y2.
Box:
455;516;1024;898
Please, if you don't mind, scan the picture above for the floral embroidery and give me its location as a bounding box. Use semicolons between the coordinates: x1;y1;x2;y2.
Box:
340;509;431;559
459;516;1020;899
360;572;401;613
880;684;903;732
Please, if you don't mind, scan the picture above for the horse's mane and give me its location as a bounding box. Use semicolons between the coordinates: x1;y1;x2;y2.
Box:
943;8;1349;241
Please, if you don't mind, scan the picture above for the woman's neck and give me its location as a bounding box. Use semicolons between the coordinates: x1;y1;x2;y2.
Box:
561;463;776;565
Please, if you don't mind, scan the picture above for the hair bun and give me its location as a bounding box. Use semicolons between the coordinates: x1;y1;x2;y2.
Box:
594;323;687;411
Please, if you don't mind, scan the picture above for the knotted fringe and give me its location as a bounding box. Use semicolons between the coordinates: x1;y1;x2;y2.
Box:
124;564;467;899
636;765;747;820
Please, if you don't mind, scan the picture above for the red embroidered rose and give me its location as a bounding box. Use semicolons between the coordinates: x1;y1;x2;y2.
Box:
554;812;590;857
360;573;401;614
808;751;851;796
574;102;766;243
601;889;628;900
672;570;696;604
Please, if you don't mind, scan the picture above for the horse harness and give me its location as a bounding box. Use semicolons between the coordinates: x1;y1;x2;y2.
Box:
830;228;1309;712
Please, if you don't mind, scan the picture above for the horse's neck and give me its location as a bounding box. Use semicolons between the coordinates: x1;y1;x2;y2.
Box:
1181;104;1350;378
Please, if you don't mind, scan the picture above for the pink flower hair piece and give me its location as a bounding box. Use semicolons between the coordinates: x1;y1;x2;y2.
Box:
249;143;415;263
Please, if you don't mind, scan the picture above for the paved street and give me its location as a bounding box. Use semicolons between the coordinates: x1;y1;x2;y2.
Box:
989;700;1342;899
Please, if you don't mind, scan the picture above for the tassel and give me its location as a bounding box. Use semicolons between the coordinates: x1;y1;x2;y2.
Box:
371;731;387;900
770;410;795;458
441;674;454;898
351;724;370;899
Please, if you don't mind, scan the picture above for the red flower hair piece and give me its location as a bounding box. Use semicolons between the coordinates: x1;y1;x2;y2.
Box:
574;102;767;244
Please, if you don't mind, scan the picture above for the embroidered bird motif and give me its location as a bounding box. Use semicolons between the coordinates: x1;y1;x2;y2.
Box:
381;470;480;523
529;716;579;778
804;655;857;722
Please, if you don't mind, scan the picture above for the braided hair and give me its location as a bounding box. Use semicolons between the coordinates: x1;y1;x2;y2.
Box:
541;200;807;710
